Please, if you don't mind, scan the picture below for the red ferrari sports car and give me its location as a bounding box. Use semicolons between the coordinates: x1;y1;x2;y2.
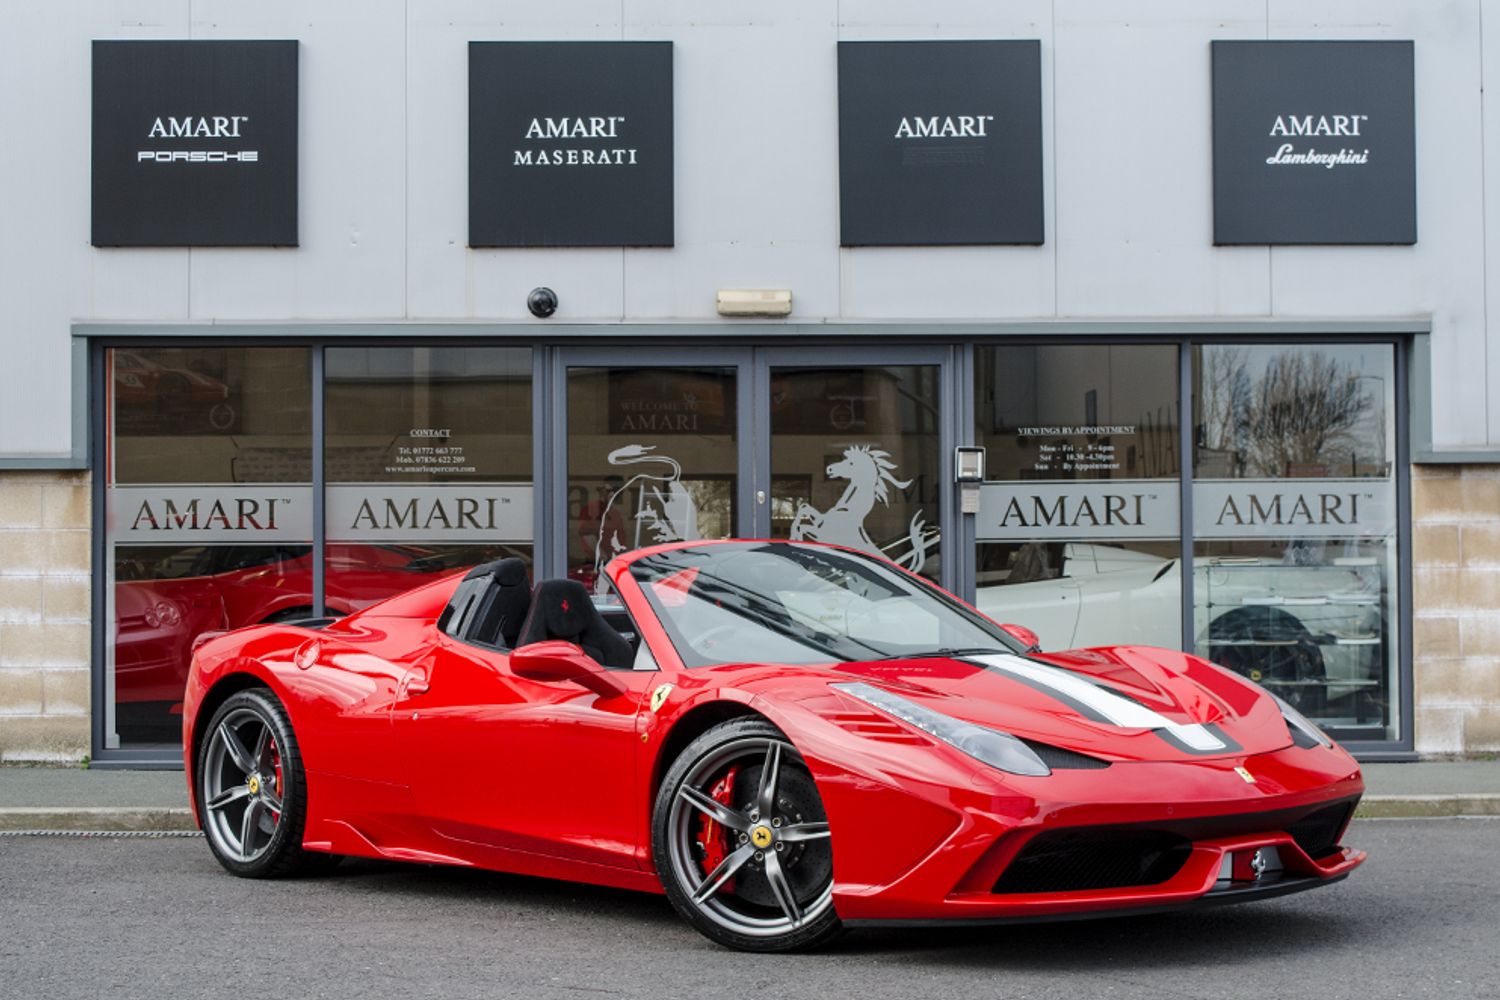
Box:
183;539;1365;951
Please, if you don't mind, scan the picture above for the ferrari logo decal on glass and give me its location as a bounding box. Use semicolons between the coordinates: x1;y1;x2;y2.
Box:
1235;766;1257;784
788;444;939;574
592;444;703;585
650;683;674;713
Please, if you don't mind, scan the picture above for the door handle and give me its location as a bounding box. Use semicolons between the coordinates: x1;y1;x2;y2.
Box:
402;670;430;696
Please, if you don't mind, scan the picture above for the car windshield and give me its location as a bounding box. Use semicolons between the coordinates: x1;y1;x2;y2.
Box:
629;542;1025;667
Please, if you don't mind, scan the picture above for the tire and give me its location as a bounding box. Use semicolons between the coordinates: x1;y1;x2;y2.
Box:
196;688;337;878
1208;606;1328;715
652;717;841;952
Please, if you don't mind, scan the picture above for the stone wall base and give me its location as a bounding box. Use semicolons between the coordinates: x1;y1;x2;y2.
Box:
0;470;90;763
1412;463;1500;754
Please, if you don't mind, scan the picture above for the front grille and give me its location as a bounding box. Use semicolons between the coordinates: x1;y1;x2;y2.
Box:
1288;801;1353;860
992;829;1191;894
990;796;1359;895
1021;739;1112;770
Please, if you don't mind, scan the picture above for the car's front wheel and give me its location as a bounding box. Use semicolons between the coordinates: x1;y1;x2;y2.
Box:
653;717;841;951
197;688;335;877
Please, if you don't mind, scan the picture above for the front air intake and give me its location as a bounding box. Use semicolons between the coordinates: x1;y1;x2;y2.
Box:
993;828;1191;894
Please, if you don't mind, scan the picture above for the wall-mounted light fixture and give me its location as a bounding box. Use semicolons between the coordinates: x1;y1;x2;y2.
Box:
716;289;792;317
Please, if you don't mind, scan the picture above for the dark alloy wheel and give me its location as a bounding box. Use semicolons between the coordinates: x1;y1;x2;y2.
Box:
653;717;841;952
1208;606;1328;715
196;688;337;878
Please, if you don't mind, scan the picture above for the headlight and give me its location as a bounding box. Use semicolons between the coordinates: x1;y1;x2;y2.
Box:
1271;691;1333;748
832;681;1051;776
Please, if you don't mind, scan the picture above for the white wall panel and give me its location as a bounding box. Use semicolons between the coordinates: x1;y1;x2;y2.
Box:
409;1;624;319
837;1;1055;319
1053;0;1270;318
184;1;407;319
0;2;191;457
1266;0;1487;447
2;1;1499;455
620;1;840;322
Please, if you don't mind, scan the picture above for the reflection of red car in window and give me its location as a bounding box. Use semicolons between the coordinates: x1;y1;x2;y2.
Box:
114;544;495;742
112;351;236;432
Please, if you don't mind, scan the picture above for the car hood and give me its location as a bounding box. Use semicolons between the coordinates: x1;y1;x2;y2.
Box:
816;645;1293;763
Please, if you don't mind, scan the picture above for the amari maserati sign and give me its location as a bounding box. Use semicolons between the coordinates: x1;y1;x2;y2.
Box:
1211;40;1416;245
837;40;1044;246
469;42;674;247
91;40;299;247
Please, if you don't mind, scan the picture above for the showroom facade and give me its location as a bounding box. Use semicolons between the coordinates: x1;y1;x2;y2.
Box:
1;2;1496;766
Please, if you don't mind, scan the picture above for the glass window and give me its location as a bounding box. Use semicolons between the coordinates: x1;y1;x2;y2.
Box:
974;345;1182;652
106;347;313;748
566;366;738;590
769;365;942;582
1192;343;1398;742
324;347;534;608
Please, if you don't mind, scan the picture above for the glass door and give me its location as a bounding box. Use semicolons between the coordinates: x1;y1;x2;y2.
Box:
752;348;952;589
557;347;752;590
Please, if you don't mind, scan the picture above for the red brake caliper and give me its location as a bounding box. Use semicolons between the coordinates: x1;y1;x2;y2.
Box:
268;738;283;821
697;766;739;892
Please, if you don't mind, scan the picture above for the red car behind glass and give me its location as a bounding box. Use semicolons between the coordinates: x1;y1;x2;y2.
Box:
115;544;488;737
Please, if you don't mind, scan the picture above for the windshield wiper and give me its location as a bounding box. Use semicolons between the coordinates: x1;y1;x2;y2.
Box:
877;647;1009;661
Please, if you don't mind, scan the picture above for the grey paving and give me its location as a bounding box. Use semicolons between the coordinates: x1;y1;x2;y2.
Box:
0;818;1493;1000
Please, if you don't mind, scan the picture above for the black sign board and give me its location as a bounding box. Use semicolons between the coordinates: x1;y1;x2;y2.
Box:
469;42;673;247
837;40;1044;246
1212;41;1416;245
91;41;298;247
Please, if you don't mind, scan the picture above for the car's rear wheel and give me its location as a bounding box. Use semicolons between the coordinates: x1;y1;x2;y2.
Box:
653;717;841;952
197;688;336;877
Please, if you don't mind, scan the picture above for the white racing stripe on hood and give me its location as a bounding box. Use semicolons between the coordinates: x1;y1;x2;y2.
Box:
970;653;1227;753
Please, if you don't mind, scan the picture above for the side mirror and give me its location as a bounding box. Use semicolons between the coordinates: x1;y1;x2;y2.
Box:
510;640;627;698
1000;623;1042;653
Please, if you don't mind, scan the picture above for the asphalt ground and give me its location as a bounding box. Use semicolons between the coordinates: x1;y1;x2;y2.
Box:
0;818;1493;1000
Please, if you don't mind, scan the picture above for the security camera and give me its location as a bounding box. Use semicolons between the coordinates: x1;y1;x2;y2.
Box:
527;287;558;318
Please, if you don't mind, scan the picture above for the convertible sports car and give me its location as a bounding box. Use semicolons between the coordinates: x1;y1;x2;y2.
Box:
184;539;1365;952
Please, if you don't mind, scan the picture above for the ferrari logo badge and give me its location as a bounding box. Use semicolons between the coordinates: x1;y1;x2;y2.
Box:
1234;766;1256;785
247;775;261;795
751;825;774;849
650;684;674;714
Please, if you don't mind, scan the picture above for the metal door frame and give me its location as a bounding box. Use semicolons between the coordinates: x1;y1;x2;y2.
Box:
752;345;960;595
549;346;755;582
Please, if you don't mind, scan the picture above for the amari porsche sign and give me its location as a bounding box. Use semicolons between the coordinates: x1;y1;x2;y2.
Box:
837;40;1044;246
1211;40;1416;245
91;40;299;247
469;41;674;247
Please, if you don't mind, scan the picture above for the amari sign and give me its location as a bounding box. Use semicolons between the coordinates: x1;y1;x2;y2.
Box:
91;40;299;247
1211;40;1416;245
837;40;1044;246
469;42;674;247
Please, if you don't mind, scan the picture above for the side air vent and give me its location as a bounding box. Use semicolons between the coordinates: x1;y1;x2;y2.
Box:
1287;801;1354;860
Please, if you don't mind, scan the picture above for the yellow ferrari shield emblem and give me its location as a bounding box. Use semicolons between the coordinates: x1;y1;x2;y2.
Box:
1234;766;1256;785
650;684;674;714
751;825;774;849
247;774;261;795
